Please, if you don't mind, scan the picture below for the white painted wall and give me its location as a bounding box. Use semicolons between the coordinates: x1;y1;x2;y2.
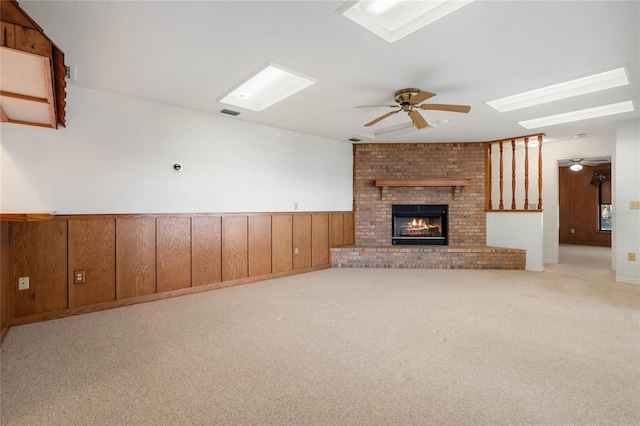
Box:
541;134;615;265
487;212;544;271
0;85;353;214
613;120;640;284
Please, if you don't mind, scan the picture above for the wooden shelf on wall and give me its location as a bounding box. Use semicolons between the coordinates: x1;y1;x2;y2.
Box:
0;212;56;222
374;178;472;200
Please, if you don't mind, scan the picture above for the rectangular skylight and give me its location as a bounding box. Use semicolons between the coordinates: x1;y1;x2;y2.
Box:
218;62;316;111
337;0;474;43
518;101;635;129
487;67;631;112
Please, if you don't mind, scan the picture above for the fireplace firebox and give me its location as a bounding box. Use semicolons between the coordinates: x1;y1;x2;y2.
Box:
392;204;448;245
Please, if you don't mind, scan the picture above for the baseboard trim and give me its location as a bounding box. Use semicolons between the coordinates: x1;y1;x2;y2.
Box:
7;264;330;329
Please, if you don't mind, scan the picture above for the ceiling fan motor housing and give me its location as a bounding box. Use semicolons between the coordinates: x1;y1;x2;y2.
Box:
395;88;421;104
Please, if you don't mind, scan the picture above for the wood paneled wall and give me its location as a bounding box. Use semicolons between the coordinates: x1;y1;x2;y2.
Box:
0;211;354;336
559;164;611;246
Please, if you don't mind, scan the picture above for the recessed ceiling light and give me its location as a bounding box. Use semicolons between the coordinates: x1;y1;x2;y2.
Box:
218;62;316;111
487;67;631;112
518;100;635;129
337;0;474;43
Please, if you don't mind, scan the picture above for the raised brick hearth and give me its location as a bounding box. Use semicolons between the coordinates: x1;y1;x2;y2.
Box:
331;246;526;270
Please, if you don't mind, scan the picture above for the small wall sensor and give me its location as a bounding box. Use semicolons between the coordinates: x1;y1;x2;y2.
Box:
173;163;182;171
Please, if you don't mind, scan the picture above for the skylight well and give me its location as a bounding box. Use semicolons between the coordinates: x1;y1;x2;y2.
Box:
487;67;631;112
337;0;475;43
218;62;316;112
518;101;635;130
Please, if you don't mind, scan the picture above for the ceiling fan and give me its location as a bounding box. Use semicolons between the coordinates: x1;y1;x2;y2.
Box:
356;88;471;130
562;158;610;171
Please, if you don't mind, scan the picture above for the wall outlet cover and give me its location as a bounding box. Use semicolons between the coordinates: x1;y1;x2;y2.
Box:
18;277;29;290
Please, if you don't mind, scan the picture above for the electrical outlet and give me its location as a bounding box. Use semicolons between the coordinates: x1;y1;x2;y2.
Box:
630;201;640;210
18;277;29;290
74;270;86;284
629;253;636;262
570;228;575;234
294;247;299;255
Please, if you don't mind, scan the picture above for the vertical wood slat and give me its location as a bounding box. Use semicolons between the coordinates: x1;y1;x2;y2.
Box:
524;138;530;209
312;214;329;266
272;215;293;273
511;139;516;210
157;217;191;292
10;221;67;317
293;214;312;269
68;219;116;308
191;216;222;286
248;215;272;277
330;213;345;246
537;134;543;210
221;216;248;281
486;144;493;210
499;141;504;210
116;217;156;299
343;213;355;245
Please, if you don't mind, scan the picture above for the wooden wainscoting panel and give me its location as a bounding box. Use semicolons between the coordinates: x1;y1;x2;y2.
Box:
222;216;248;281
68;219;116;308
1;222;10;336
344;213;355;245
8;221;67;317
116;217;157;299
192;216;222;286
293;214;312;269
312;214;329;266
329;213;345;246
248;215;272;277
157;217;192;292
272;215;293;273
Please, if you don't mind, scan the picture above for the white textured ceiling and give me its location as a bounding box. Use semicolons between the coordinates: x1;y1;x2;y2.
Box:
19;0;640;144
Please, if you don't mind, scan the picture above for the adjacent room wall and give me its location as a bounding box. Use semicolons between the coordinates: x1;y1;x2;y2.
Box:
0;85;353;214
614;119;640;284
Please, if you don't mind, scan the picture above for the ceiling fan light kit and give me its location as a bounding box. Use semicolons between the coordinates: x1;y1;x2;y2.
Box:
357;88;471;130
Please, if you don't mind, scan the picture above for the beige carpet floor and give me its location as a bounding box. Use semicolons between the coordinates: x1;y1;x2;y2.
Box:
1;245;638;425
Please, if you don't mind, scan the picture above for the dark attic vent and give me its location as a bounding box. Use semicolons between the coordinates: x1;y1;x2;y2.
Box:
220;109;240;116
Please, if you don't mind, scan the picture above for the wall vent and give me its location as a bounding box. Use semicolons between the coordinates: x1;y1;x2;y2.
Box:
220;109;240;116
348;137;362;142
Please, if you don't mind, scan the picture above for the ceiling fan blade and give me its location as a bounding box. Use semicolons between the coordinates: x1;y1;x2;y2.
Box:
409;91;436;105
364;110;400;127
419;103;471;113
408;110;429;129
355;104;399;108
581;161;604;166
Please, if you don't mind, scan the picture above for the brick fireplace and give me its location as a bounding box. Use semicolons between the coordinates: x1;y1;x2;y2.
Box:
331;142;525;270
354;143;486;246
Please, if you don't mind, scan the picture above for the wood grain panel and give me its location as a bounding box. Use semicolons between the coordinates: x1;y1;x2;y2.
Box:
157;217;192;292
116;217;156;299
9;220;67;317
559;164;611;246
192;216;222;286
68;219;116;308
1;222;11;335
293;214;312;269
344;213;355;245
249;215;272;277
312;214;329;266
272;215;293;273
222;216;248;281
330;213;344;246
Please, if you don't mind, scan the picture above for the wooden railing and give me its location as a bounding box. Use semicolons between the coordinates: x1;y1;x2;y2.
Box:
486;133;544;211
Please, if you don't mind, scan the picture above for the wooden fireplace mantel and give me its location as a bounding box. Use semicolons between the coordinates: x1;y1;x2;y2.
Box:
374;178;472;200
